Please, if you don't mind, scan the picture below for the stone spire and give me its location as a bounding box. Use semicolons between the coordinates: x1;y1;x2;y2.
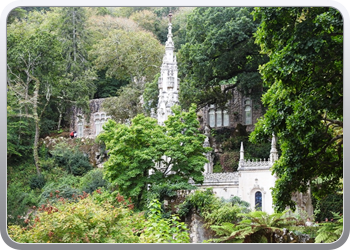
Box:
157;11;180;126
240;141;244;161
270;133;278;162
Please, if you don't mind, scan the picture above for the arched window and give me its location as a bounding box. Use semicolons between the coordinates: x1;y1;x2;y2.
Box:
223;110;229;126
255;191;262;211
209;108;215;127
101;113;106;131
94;112;109;136
244;99;252;125
77;120;83;138
216;108;222;127
208;105;230;128
95;119;100;136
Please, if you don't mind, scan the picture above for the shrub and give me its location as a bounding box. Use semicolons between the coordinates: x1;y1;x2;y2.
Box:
147;181;196;202
213;162;222;173
50;142;92;176
39;179;82;205
39;158;55;171
29;174;46;190
177;189;249;228
79;168;109;193
204;203;241;225
227;196;251;213
8;193;141;243
140;200;190;243
7;182;40;226
177;188;219;218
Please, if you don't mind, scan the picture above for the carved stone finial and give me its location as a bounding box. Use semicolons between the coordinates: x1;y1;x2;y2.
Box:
204;123;211;136
270;133;278;163
168;11;173;23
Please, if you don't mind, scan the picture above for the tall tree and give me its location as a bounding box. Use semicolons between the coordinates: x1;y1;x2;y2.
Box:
7;11;63;173
86;14;141;98
52;7;96;130
178;7;268;110
250;7;343;212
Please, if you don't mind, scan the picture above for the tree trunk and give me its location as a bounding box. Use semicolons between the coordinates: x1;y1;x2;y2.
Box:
73;8;77;62
32;76;41;175
57;105;62;130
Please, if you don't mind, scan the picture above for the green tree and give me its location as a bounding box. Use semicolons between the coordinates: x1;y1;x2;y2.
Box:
156;104;210;184
91;28;163;83
7;7;26;24
7;93;34;161
129;10;158;34
250;7;343;212
7;11;63;173
86;14;141;98
178;7;267;110
98;114;164;209
142;73;160;116
52;7;97;130
98;104;209;209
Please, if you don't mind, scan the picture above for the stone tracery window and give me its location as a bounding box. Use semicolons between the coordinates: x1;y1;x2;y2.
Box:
94;112;109;136
77;119;84;138
244;99;252;125
255;191;262;211
95;119;101;136
208;105;230;128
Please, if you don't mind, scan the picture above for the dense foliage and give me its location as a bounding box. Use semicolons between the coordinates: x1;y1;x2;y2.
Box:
8;190;190;243
177;189;250;226
178;7;268;110
98;104;210;209
209;210;297;243
250;7;343;212
7;7;343;244
8;191;142;243
50;142;92;176
140;200;190;243
314;212;343;243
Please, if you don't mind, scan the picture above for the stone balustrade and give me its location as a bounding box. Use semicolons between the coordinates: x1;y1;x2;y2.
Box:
202;172;239;183
238;158;272;170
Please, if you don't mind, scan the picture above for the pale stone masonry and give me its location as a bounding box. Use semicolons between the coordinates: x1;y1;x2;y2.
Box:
156;15;180;126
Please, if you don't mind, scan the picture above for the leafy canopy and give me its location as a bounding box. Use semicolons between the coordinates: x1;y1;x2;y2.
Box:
98;103;210;209
178;7;268;110
250;7;343;212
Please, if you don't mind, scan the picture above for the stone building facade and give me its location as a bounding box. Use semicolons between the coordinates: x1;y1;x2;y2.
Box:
198;88;263;133
70;98;110;138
